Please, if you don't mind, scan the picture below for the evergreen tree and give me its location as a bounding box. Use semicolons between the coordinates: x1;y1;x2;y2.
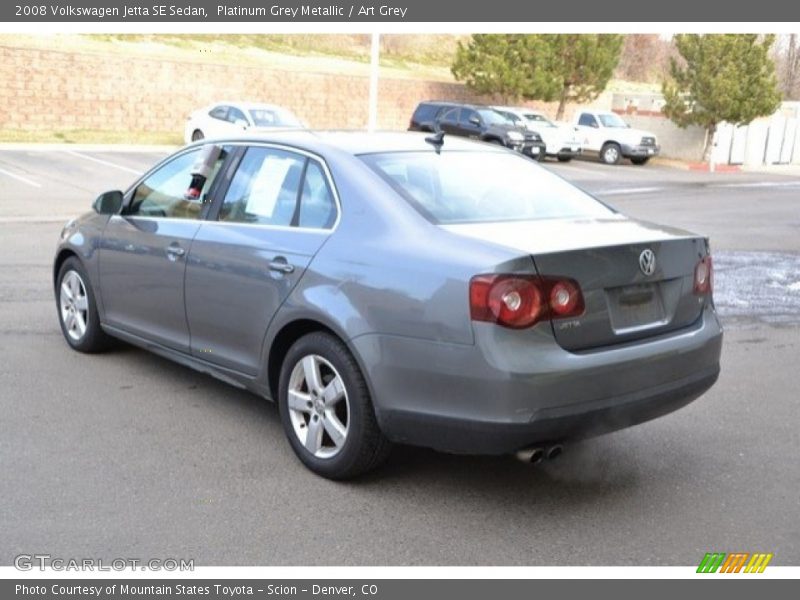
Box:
662;34;782;162
452;34;623;120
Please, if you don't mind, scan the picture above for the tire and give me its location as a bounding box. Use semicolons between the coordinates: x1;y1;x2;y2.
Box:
535;149;546;162
557;155;573;163
278;332;391;479
56;257;114;353
488;138;505;145
600;142;622;165
191;129;204;142
631;157;650;166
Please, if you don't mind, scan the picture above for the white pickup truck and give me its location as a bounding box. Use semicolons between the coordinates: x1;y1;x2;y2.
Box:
574;110;660;165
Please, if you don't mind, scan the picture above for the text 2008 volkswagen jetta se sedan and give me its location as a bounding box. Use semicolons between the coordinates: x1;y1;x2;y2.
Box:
54;131;722;478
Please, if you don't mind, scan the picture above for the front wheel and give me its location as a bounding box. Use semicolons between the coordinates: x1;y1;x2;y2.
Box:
600;142;622;165
56;257;113;353
278;332;391;479
557;155;573;163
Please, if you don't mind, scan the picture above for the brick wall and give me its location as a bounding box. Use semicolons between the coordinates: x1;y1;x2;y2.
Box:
0;44;609;135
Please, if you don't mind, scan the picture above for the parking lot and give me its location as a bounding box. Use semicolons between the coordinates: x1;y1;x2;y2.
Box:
1;146;799;565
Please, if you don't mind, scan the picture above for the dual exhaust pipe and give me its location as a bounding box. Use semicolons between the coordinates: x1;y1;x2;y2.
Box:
515;444;563;464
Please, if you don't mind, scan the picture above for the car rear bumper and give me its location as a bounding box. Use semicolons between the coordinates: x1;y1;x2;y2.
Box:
351;305;722;454
377;365;718;454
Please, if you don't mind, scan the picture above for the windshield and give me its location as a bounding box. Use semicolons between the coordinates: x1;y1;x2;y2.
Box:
477;109;512;126
524;113;557;128
497;111;523;126
598;113;629;128
248;108;303;128
360;151;614;225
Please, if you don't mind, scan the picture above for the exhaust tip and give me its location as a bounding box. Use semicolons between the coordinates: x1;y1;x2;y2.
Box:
546;445;563;460
515;447;545;464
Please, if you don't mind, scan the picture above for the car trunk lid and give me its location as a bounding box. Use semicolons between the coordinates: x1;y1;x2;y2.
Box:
443;217;709;350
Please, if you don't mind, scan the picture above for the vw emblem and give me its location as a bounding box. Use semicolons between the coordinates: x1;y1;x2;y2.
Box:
639;249;656;276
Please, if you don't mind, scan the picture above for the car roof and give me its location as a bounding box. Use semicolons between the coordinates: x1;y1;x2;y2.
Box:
209;101;288;111
495;106;547;116
418;101;498;111
194;130;505;156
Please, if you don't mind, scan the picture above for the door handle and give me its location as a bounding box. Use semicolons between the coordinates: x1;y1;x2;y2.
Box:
165;245;186;259
268;259;295;274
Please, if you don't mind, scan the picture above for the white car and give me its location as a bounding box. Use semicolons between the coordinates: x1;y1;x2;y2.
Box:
573;110;660;165
184;102;305;144
493;107;582;162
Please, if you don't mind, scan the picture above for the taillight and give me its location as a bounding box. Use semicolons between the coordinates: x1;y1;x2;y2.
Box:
470;274;584;329
694;256;713;295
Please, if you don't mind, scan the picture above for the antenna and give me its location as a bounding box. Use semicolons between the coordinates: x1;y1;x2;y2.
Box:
425;131;445;154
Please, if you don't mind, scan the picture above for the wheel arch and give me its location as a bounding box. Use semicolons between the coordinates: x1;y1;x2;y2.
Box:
53;248;80;287
266;318;345;401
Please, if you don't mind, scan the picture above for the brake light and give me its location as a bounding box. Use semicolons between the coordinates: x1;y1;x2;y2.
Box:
694;256;713;295
470;274;585;329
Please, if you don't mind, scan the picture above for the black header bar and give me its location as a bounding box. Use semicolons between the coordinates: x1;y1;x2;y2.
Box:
3;0;799;22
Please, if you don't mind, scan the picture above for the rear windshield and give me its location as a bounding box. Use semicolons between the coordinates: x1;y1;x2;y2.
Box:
413;104;442;121
360;151;614;224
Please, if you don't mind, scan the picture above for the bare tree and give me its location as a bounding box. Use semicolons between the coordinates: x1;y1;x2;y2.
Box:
615;34;675;83
776;34;800;100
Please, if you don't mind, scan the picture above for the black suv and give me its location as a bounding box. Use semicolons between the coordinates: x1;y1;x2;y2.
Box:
408;101;546;160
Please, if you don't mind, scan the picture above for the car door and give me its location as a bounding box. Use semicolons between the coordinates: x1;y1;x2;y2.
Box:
226;105;250;133
206;105;234;138
184;145;338;375
577;112;602;150
457;108;483;139
436;107;460;134
98;146;229;352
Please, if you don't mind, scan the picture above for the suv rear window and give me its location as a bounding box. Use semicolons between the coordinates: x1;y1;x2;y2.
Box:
413;103;444;122
360;151;613;225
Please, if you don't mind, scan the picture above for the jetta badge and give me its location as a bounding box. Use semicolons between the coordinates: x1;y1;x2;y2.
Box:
639;249;656;276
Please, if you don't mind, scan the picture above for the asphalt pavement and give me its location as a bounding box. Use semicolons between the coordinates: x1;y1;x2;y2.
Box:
1;147;798;566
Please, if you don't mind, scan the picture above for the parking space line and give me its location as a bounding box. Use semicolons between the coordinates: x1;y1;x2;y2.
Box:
709;181;800;189
64;150;141;175
0;166;42;188
594;187;663;196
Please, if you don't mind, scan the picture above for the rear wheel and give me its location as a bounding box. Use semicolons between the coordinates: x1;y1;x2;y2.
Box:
56;257;113;353
631;157;650;165
600;142;622;165
191;129;204;142
278;332;391;479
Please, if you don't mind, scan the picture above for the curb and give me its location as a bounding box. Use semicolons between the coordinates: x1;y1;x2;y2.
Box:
687;162;742;173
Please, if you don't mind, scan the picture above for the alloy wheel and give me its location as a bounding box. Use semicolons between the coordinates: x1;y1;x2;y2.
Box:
286;354;350;459
59;270;89;341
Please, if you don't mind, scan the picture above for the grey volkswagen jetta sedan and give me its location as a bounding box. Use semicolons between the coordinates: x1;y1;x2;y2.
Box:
53;131;722;479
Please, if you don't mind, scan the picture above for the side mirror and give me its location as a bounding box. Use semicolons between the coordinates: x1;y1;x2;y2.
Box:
234;119;248;129
468;116;481;126
93;190;123;215
591;122;600;129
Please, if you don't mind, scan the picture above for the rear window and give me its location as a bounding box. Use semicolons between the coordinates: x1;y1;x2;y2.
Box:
360;151;614;225
413;103;443;122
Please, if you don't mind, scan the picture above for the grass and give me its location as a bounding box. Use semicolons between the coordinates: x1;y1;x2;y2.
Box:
0;129;182;145
0;34;461;82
